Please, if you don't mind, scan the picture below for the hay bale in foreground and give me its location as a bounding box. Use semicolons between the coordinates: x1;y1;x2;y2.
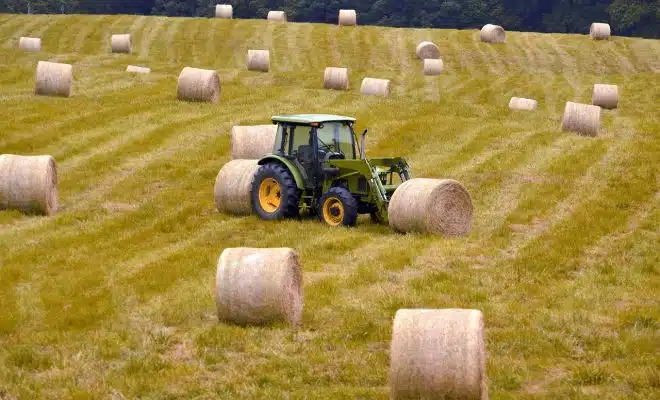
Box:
111;34;131;54
423;59;444;75
267;11;287;22
590;23;611;40
338;9;357;26
390;309;487;400
323;67;349;90
389;178;473;236
247;50;270;72
230;125;278;159
480;24;506;43
215;247;303;326
35;61;73;97
592;84;618;109
416;41;440;59
177;67;220;103
561;101;601;137
19;37;41;52
214;159;260;215
215;4;233;19
0;154;58;216
360;78;391;97
508;97;538;111
126;65;151;74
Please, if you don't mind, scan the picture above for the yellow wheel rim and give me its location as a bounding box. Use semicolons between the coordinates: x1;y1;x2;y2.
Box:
322;197;344;226
258;178;281;213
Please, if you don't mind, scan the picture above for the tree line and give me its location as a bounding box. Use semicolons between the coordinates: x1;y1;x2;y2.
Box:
1;0;658;38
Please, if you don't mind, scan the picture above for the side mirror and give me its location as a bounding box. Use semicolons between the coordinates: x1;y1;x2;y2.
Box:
360;129;368;159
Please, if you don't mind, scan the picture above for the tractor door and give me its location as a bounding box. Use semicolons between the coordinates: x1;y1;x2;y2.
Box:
288;125;319;189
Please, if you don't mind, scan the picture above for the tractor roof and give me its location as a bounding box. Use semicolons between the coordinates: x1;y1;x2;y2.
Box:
271;114;356;125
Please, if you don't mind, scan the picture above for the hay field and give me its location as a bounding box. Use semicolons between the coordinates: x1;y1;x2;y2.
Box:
0;14;659;398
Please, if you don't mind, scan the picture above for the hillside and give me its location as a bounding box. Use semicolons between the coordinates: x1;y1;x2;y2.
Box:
0;14;659;398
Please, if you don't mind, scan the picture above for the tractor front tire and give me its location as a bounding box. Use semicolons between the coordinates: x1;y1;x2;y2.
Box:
318;187;358;227
251;163;301;220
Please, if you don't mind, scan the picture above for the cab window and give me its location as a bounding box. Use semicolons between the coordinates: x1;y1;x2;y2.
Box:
316;122;356;159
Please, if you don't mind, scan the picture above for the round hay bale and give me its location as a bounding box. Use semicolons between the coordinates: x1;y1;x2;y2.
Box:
416;41;440;60
389;178;473;236
360;78;392;97
0;154;58;216
35;61;73;98
177;67;220;104
338;9;357;26
423;59;444;76
126;65;151;74
267;11;287;22
592;84;618;109
480;24;506;43
215;247;303;326
19;37;41;52
110;34;131;54
323;67;349;90
590;23;611;40
508;97;538;111
215;4;233;19
390;309;487;400
214;159;260;215
247;50;270;72
230;125;278;160
561;101;601;137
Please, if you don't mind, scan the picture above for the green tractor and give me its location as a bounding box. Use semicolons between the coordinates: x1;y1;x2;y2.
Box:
251;114;411;226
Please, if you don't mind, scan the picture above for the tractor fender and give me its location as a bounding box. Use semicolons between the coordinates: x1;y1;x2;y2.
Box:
257;155;305;189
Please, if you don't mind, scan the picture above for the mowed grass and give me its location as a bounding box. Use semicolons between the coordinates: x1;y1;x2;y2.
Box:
0;13;659;398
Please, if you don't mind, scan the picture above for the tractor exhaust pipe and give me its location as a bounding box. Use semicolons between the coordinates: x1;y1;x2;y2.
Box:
360;129;368;159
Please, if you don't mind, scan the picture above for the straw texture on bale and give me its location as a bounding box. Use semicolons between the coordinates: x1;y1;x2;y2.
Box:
390;309;487;400
590;23;611;40
267;11;287;22
110;34;131;54
215;248;303;326
508;97;538;111
338;9;357;26
177;67;220;103
126;65;151;74
247;50;270;72
230;125;278;159
389;178;473;236
323;67;349;90
35;61;73;98
480;24;506;43
423;59;444;76
214;160;260;215
592;84;618;109
415;41;441;59
215;4;233;18
0;154;58;216
19;37;41;52
360;78;391;97
561;101;601;137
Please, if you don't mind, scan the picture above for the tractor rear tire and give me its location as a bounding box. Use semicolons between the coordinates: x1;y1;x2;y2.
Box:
318;187;358;227
251;163;301;220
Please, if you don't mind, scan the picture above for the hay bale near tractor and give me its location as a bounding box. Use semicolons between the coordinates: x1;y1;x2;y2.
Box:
561;101;601;136
177;67;220;103
323;67;349;90
360;78;392;97
0;154;58;216
35;61;73;97
214;160;260;215
230;125;278;160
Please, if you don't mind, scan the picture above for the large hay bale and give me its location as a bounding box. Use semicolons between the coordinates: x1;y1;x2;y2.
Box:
338;9;357;26
267;11;287;22
214;159;260;215
592;84;618;109
390;309;487;400
215;4;233;19
247;50;270;72
230;125;278;159
360;78;391;97
177;67;220;103
423;59;444;76
323;67;349;90
590;23;611;40
561;101;601;137
19;37;41;52
415;41;440;59
480;24;506;43
508;97;538;111
111;34;131;54
389;178;473;236
126;65;151;74
215;247;303;326
35;61;73;98
0;154;58;216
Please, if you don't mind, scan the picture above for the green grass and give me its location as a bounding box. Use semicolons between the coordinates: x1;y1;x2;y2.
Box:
0;14;659;399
